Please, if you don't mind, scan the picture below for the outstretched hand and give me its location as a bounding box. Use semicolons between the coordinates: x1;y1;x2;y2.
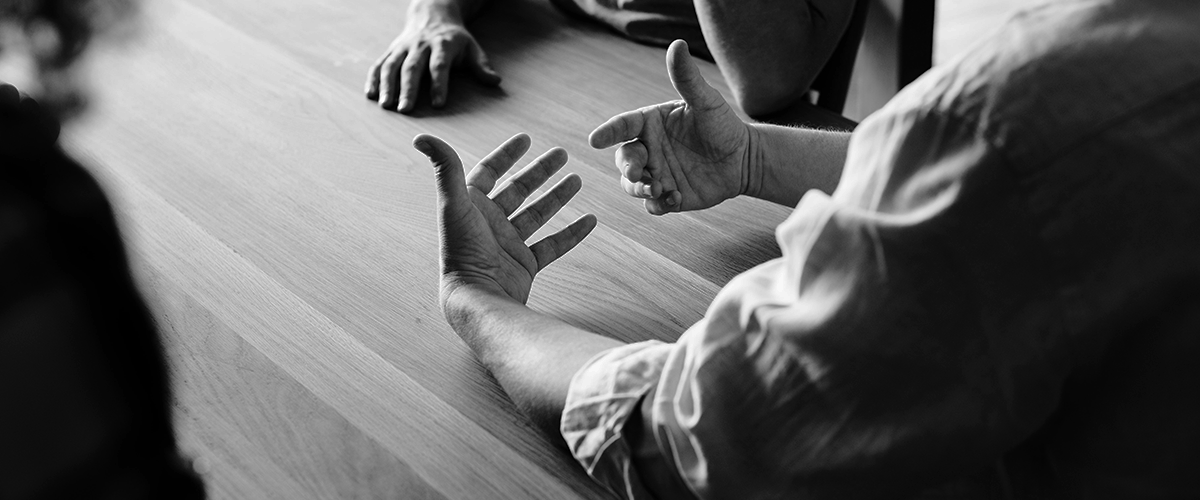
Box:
415;133;597;305
588;40;751;215
367;9;501;113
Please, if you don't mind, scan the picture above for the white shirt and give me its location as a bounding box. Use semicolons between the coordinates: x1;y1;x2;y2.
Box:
561;1;1200;498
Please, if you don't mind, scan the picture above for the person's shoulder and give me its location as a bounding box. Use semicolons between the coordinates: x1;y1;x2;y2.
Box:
893;0;1200;170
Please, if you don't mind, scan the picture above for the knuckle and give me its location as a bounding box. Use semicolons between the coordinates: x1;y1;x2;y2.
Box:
513;176;533;194
527;205;547;225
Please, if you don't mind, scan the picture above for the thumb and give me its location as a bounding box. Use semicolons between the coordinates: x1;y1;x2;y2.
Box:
666;40;722;109
413;134;468;204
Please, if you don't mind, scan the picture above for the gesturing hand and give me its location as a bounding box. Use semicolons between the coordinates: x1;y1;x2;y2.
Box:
588;39;751;215
366;8;501;113
414;133;597;305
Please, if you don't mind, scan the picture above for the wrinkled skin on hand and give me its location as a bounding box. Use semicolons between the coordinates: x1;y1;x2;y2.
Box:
366;14;501;113
414;133;596;305
589;40;751;215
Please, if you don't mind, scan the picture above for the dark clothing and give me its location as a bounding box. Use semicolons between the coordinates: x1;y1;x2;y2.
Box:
549;0;711;57
0;87;204;500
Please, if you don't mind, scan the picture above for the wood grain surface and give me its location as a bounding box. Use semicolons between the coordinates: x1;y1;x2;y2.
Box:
62;0;796;498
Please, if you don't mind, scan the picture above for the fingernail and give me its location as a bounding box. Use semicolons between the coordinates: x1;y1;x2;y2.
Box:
666;195;677;206
413;140;431;155
642;184;653;196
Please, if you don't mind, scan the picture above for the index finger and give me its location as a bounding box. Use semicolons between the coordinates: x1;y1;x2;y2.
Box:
588;109;646;149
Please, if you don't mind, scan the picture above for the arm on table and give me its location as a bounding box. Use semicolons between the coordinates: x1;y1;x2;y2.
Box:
694;0;856;116
443;286;622;436
366;0;501;112
412;131;622;440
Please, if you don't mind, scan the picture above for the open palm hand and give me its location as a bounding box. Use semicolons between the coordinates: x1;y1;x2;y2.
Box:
414;133;596;305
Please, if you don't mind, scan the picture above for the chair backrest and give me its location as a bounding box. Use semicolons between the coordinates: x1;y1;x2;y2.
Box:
810;0;871;114
810;0;935;114
898;0;934;89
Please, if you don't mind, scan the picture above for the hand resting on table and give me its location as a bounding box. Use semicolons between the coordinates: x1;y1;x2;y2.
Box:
367;0;501;113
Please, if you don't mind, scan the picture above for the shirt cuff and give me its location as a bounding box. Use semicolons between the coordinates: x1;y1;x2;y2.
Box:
561;340;673;500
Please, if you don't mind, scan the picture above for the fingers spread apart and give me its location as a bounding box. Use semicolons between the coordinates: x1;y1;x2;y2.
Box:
492;147;569;216
510;174;582;240
466;133;532;193
530;214;597;271
415;132;595;272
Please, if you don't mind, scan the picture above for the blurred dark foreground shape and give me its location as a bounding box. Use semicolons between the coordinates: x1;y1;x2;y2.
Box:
1;0;205;497
1;83;206;500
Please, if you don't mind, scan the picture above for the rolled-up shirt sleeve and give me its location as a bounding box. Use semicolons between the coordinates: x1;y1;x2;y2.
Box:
561;341;674;499
563;103;1073;499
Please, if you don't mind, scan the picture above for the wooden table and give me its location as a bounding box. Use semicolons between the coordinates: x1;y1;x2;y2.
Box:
65;0;794;498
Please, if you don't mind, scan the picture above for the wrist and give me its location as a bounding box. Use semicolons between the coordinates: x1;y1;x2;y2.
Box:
440;272;511;309
740;123;766;200
409;0;466;25
440;276;518;337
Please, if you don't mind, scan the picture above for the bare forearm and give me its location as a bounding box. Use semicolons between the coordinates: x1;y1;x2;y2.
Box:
442;285;623;439
408;0;491;23
744;123;849;207
693;0;855;116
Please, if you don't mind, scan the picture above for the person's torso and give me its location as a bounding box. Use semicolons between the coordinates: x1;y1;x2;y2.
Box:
885;1;1200;496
